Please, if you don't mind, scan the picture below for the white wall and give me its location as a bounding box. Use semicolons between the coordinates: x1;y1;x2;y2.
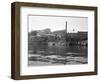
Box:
0;0;100;82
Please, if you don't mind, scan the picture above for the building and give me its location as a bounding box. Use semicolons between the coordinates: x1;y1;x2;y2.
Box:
37;28;51;36
28;21;88;54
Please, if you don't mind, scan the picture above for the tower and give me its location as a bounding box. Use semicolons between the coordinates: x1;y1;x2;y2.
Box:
66;21;67;33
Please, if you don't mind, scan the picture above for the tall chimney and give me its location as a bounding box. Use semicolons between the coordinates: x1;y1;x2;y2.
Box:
66;21;67;33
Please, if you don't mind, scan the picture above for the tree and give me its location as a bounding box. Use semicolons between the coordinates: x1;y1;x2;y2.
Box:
30;31;37;36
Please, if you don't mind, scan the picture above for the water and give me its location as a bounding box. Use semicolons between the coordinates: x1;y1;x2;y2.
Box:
28;46;88;66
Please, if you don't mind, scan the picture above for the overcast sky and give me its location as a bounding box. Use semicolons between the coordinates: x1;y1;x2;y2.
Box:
28;15;88;33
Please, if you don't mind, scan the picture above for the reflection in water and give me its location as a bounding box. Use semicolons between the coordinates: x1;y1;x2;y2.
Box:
28;46;88;66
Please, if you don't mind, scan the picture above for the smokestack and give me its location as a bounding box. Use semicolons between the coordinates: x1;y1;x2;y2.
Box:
66;21;67;33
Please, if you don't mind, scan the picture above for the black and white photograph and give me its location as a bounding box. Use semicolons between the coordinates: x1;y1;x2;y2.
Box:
11;2;97;79
28;15;88;66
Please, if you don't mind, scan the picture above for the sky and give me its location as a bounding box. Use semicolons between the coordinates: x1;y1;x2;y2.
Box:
28;15;88;33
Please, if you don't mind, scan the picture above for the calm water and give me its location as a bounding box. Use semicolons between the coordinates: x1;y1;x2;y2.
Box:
28;46;88;66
